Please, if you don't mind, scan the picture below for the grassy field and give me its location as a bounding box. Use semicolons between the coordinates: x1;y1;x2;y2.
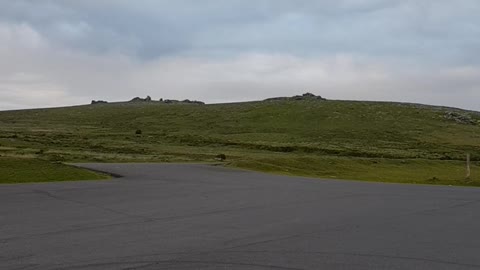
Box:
0;157;109;184
0;98;479;185
232;155;480;186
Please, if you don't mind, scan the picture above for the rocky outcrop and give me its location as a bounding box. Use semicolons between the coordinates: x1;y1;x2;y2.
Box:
444;111;477;125
126;93;322;104
91;100;108;105
181;99;205;105
130;96;152;102
162;99;205;105
127;96;204;105
265;92;326;102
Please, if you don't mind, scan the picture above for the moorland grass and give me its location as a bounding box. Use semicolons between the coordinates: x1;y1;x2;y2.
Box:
0;99;479;185
230;154;480;186
0;157;109;184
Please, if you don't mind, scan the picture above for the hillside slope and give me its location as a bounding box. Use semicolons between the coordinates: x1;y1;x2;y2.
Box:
1;99;479;185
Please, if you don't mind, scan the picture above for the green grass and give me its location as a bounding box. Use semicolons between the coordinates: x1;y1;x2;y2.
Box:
0;157;109;184
0;99;479;186
230;155;480;186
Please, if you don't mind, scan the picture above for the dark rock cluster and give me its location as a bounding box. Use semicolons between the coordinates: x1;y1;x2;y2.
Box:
265;92;326;102
128;96;205;105
91;100;108;105
130;96;152;102
162;99;205;105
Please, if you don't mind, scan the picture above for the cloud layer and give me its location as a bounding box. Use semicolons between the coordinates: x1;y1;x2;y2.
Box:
1;0;479;110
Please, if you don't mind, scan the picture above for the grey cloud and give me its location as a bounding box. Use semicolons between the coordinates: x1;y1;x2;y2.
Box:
0;0;479;111
1;0;479;61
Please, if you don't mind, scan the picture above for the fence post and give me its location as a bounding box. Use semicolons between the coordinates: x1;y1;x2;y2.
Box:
466;153;471;180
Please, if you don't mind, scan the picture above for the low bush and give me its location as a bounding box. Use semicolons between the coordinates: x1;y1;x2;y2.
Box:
216;154;227;161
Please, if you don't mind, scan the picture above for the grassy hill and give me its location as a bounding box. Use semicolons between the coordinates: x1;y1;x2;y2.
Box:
1;98;480;185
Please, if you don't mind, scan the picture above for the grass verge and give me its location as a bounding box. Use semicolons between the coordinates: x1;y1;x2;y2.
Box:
229;155;480;186
0;157;110;184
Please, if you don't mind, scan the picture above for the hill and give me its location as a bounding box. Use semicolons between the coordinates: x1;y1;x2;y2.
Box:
1;97;480;185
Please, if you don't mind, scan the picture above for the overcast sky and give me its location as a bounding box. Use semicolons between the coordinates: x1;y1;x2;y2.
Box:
1;0;479;110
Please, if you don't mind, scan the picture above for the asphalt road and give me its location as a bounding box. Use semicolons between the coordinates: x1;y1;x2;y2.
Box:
2;164;480;270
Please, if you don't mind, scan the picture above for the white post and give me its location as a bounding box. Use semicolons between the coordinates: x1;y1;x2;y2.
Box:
466;153;471;180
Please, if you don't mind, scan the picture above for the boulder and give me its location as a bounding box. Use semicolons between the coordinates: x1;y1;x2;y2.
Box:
130;96;153;102
182;99;205;105
130;97;143;102
160;99;205;105
264;92;326;102
91;100;108;105
444;111;476;125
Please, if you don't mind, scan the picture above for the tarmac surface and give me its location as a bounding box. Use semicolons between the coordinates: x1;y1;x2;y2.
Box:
2;163;480;270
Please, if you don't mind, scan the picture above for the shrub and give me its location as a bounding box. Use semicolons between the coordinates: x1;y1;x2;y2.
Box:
47;154;66;162
216;154;227;161
135;129;142;135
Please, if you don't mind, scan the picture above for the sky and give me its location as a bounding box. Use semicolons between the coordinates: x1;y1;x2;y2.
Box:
0;0;479;111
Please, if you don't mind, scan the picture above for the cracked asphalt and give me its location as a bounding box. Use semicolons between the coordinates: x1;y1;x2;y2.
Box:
2;163;480;270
